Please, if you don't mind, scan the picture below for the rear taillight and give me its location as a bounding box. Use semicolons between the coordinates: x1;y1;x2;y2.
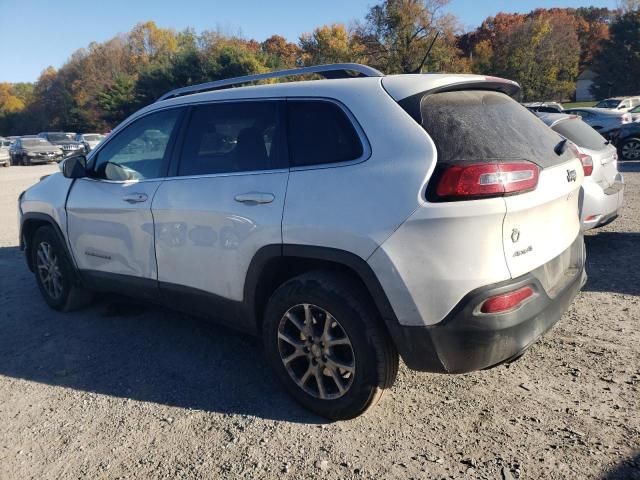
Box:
578;152;593;176
480;286;534;314
435;161;539;200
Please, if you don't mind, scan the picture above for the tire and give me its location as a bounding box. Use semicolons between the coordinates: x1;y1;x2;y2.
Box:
23;155;31;166
31;226;92;311
2;161;8;167
263;270;398;420
619;137;640;160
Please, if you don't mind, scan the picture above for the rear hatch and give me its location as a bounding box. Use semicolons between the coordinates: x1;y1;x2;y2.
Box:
551;117;618;189
412;89;583;281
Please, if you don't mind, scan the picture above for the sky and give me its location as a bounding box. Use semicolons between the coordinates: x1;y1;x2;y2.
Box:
0;0;618;83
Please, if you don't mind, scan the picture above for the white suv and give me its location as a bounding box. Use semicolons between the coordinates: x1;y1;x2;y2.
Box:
18;64;586;419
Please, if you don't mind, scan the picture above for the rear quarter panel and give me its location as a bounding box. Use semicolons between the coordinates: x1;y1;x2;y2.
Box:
282;81;437;259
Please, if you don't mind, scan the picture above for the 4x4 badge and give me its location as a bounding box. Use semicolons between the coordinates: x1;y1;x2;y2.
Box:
511;228;520;243
567;169;577;182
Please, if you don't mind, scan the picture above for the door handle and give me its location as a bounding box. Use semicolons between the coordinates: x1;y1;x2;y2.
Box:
122;193;148;204
234;192;275;205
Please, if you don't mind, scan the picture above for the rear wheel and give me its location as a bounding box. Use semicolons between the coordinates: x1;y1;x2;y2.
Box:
263;271;398;420
620;138;640;160
31;226;92;311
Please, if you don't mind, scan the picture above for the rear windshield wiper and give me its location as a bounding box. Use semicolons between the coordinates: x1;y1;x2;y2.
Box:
554;139;568;156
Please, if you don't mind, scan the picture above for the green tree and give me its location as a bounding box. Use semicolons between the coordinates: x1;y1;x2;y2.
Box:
97;74;138;124
591;10;640;97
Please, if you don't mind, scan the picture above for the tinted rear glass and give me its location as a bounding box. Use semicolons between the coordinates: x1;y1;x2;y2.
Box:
419;90;573;168
552;118;608;151
287;101;363;167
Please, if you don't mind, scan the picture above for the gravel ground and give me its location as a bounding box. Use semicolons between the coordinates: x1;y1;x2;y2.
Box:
0;163;638;480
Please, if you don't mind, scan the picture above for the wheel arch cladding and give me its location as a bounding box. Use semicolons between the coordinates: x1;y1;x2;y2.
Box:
246;244;402;343
21;213;77;277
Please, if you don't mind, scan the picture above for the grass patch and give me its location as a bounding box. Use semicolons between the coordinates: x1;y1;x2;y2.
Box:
562;101;597;109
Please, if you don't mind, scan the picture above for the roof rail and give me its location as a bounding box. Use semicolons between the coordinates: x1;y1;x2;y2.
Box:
156;63;384;102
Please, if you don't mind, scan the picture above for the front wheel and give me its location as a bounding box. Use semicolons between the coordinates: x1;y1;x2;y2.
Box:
263;271;398;420
31;226;92;311
620;138;640;160
22;155;31;166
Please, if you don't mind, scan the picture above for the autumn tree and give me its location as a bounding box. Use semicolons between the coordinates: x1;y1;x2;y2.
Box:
355;0;464;73
591;10;640;97
0;83;25;114
299;24;363;65
262;35;301;68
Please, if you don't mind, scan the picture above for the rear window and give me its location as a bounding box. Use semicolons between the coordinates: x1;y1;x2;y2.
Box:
551;118;608;152
287;101;363;167
418;90;574;168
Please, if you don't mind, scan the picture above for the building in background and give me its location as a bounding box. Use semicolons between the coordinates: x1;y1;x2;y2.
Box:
576;69;597;102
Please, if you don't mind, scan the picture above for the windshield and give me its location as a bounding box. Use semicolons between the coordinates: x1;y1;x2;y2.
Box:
630;106;640;113
23;138;52;147
552;118;608;151
595;99;621;109
47;133;74;142
83;134;104;142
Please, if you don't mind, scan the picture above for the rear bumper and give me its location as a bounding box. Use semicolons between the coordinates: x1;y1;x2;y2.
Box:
392;236;586;373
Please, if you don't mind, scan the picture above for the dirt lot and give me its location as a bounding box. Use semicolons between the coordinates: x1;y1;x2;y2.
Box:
0;163;638;480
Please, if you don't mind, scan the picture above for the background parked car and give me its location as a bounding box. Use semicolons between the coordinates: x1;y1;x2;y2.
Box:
523;101;564;113
609;122;640;160
74;133;105;152
38;132;85;158
0;138;10;167
9;137;63;165
628;104;640;122
563;107;632;137
537;112;624;230
595;96;640;112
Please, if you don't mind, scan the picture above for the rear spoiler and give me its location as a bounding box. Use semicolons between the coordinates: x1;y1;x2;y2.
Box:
383;75;521;123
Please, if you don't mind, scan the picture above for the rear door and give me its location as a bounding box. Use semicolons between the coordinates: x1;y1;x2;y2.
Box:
66;107;183;297
152;100;288;324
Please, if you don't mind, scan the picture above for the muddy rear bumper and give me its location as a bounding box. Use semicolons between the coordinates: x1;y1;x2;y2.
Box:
392;236;586;373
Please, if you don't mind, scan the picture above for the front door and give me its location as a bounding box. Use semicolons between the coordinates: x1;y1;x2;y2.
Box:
66;108;183;298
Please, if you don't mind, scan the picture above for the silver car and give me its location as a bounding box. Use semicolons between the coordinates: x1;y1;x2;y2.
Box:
18;64;586;419
563;107;632;136
537;113;624;230
595;96;640;112
0;138;11;167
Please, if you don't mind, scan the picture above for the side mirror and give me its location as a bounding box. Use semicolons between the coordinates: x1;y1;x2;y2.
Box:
61;155;87;179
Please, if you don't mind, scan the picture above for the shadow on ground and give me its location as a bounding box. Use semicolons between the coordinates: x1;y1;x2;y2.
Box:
0;246;320;424
601;453;640;479
583;232;640;296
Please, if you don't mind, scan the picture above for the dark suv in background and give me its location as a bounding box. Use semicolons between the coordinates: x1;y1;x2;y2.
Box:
610;123;640;160
38;132;85;158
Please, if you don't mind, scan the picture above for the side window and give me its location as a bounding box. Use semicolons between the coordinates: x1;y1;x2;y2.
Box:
287;101;364;167
94;108;181;181
178;101;284;176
